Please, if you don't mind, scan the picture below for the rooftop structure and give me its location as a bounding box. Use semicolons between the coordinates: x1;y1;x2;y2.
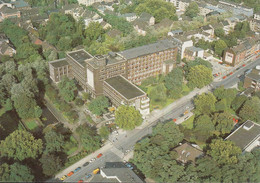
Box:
104;76;145;100
67;49;93;67
226;120;260;152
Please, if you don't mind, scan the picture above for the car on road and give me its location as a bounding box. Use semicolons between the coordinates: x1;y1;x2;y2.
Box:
74;167;81;173
90;158;96;163
97;153;103;158
67;171;74;177
85;174;92;179
78;180;83;183
83;162;89;167
93;168;100;174
60;175;67;181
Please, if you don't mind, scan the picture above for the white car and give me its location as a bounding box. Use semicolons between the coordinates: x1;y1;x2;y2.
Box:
89;158;96;163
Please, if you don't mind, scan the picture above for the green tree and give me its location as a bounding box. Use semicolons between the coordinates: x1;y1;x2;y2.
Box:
194;93;216;115
208;139;242;165
187;65;212;89
58;77;77;102
76;124;101;152
40;153;63;176
99;125;110;139
115;105;143;130
84;22;105;46
0;163;34;182
212;112;234;135
44;130;65;153
239;96;260;123
149;83;167;103
88;96;109;116
193;114;215;141
214;39;228;56
231;95;248;112
164;67;183;99
0;130;43;161
213;87;238;107
185;2;199;18
214;28;225;38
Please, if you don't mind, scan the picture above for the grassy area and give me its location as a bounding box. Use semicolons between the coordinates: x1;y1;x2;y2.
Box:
182;115;195;129
25;119;39;130
0;108;6;117
66;147;78;156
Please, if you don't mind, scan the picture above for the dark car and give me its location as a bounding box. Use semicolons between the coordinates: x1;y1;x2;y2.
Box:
83;162;89;167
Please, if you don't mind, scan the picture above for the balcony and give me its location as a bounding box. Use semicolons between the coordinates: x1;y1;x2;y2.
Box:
141;103;150;109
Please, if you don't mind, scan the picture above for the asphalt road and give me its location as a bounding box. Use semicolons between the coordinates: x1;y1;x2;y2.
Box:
58;58;260;183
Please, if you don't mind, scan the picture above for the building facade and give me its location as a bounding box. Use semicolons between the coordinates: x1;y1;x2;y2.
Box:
49;58;71;83
244;66;260;90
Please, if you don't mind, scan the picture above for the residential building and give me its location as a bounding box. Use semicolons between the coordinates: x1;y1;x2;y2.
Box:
173;143;204;164
0;41;16;56
139;12;155;26
103;75;150;116
132;19;148;36
77;0;113;6
223;37;260;66
243;66;260;90
218;0;253;17
49;58;72;83
90;162;143;183
0;0;12;9
254;12;260;20
250;12;260;32
184;46;204;60
225;120;260;152
0;5;20;21
11;0;30;10
166;0;190;12
120;13;137;22
49;40;178;115
168;29;183;37
154;18;174;30
100;21;111;29
199;3;212;17
221;20;232;34
201;24;214;37
171;35;193;59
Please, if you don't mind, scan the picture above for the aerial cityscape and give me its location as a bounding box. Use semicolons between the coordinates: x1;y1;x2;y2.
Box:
0;0;260;182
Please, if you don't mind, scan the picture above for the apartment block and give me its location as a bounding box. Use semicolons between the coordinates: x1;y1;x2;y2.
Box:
49;39;178;116
244;66;260;90
223;37;260;66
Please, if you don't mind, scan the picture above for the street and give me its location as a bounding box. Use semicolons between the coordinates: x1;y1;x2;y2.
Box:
55;58;260;182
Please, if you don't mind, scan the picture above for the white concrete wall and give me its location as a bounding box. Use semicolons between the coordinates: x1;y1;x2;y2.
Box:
181;40;193;59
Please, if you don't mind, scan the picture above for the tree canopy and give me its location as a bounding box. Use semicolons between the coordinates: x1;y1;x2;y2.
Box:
185;2;199;18
115;105;143;130
88;96;110;116
194;93;216;115
164;67;183;99
239;96;260;123
187;65;212;89
58;77;77;102
0;130;43;161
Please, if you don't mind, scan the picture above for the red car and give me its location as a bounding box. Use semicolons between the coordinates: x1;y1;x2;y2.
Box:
78;180;83;183
67;171;74;177
97;153;103;158
223;76;227;79
242;64;246;67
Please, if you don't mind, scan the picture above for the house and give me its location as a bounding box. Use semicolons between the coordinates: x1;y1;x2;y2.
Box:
120;13;137;22
183;46;204;60
201;24;214;37
0;41;16;56
49;58;72;83
11;0;30;10
171;35;193;59
223;37;260;66
244;66;260;90
173;143;204;164
100;21;111;30
253;12;260;20
0;33;8;44
77;0;113;7
199;3;213;17
166;0;191;12
132;19;149;36
139;12;155;26
154;18;174;30
0;0;12;9
225;120;260;152
250;12;260;32
221;20;232;34
218;0;253;17
187;30;215;42
90;162;143;182
0;5;20;21
107;29;122;38
168;29;183;37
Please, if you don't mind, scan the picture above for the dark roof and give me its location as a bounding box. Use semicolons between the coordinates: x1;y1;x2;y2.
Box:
49;58;69;68
139;12;153;22
246;70;260;81
154;18;173;29
11;0;29;8
119;39;177;60
226;120;260;151
201;25;212;31
67;49;93;67
132;19;148;30
174;143;203;164
0;5;19;14
104;76;145;100
222;20;229;26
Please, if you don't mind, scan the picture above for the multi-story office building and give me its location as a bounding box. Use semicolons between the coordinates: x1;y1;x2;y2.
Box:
244;66;260;90
49;58;71;83
49;39;178;116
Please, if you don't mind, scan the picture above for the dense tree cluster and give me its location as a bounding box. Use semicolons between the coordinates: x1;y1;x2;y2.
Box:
185;2;199;18
88;96;110;116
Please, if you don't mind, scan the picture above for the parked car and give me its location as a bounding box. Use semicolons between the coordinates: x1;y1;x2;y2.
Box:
78;180;83;183
85;174;92;179
83;162;89;167
97;153;103;158
67;171;74;177
93;168;100;174
90;158;96;163
74;167;81;173
60;175;67;181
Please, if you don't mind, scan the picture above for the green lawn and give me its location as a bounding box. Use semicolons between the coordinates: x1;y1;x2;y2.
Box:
66;147;78;156
24;120;39;130
181;115;194;129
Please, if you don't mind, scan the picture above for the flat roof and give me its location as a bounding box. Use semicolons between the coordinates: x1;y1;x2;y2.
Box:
49;58;69;68
226;120;260;151
105;76;145;100
246;72;260;81
119;39;177;60
67;49;93;67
